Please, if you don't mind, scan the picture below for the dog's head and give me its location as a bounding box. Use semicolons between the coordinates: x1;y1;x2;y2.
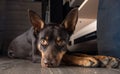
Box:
29;8;78;67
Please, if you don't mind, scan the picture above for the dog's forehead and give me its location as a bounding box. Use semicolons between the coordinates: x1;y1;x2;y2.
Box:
38;24;68;39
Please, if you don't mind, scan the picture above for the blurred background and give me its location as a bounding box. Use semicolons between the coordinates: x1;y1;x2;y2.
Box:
0;0;98;55
0;0;120;58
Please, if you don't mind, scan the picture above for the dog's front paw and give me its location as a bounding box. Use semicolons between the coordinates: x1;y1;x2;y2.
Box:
104;57;120;68
107;57;120;68
95;56;120;68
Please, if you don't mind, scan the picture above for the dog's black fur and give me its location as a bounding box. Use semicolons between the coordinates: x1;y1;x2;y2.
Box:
8;8;78;67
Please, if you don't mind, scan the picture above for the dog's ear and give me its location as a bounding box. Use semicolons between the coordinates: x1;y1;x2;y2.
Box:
28;10;44;32
61;8;78;35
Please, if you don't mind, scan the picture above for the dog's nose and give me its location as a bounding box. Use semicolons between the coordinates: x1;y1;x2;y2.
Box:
44;59;55;67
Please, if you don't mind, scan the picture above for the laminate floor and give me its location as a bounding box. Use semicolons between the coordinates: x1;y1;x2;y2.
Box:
0;57;120;74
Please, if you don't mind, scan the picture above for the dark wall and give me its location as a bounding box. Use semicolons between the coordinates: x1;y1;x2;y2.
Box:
97;0;120;58
0;0;41;55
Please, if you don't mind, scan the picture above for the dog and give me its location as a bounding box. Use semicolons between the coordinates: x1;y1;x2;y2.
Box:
8;8;120;68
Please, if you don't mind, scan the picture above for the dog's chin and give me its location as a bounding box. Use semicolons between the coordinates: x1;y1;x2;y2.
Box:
41;60;61;68
41;63;60;68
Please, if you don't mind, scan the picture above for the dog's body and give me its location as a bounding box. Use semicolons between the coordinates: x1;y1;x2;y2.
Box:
8;28;35;58
8;8;120;68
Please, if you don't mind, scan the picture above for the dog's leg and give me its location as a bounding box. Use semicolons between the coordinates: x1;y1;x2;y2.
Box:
63;53;120;68
31;39;36;62
31;40;40;63
63;54;98;67
31;39;41;63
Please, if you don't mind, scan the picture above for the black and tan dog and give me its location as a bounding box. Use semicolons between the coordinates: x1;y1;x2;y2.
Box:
8;8;120;68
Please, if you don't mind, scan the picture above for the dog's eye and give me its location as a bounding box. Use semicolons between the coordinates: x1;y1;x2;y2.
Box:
40;39;48;46
57;40;65;46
